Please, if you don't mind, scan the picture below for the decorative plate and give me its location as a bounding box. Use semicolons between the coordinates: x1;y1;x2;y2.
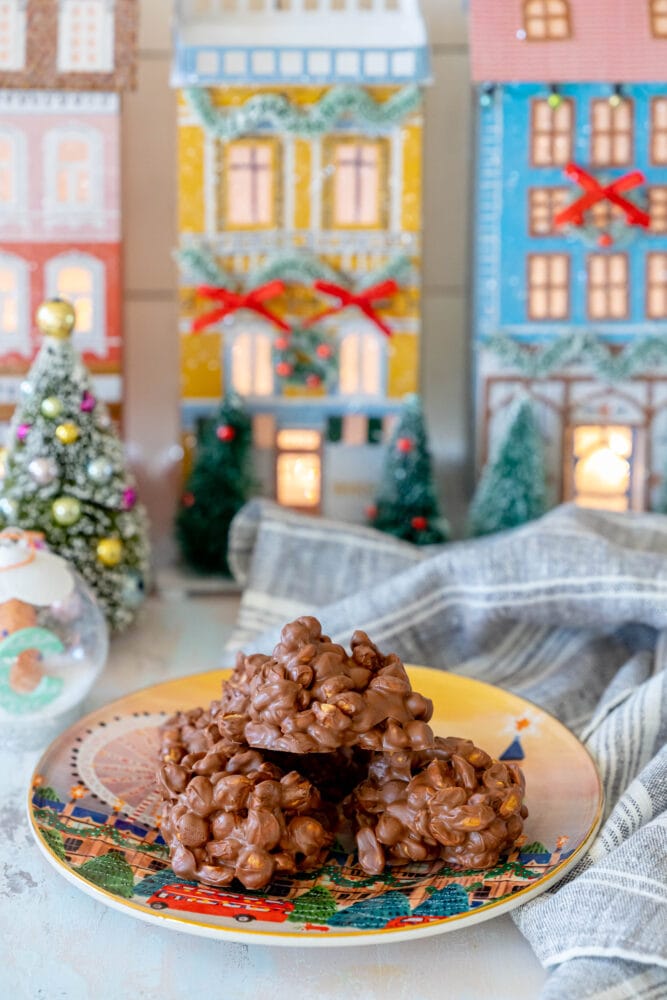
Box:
28;668;603;947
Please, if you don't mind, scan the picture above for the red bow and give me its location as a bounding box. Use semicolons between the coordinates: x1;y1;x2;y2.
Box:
192;280;290;333
554;163;650;229
305;280;399;338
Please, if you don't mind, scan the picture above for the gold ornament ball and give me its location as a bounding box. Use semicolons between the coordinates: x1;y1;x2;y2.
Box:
52;496;81;526
55;422;80;445
97;537;123;567
36;299;76;340
41;396;64;419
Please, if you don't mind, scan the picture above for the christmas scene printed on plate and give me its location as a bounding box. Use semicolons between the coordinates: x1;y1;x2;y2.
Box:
29;669;603;942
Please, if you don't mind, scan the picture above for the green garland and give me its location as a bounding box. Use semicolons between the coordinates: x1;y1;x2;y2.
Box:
184;85;422;140
177;246;411;295
485;331;667;382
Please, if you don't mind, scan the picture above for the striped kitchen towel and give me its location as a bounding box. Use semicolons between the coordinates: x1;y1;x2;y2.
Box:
226;499;667;999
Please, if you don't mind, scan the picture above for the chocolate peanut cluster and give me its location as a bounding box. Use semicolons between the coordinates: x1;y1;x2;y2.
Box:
156;618;527;890
158;711;334;890
348;737;528;874
219;616;435;754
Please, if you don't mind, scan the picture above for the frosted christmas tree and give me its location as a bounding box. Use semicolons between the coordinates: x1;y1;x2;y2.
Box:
468;398;547;538
0;300;150;631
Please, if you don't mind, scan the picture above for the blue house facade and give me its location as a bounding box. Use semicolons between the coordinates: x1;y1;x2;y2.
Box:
474;82;667;512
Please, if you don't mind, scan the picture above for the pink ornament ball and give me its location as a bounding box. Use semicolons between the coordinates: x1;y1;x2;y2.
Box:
121;488;137;511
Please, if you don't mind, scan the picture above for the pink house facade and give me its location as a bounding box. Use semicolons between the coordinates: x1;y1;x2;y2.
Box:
470;1;667;83
0;0;137;426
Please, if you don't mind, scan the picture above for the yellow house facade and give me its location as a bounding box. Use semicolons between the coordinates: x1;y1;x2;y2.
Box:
173;0;430;521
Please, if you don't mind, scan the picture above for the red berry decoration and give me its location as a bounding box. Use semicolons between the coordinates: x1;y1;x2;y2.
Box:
411;516;428;531
365;505;378;519
598;232;614;248
274;337;289;351
316;343;333;359
276;361;293;377
216;424;236;442
182;492;196;508
396;437;414;454
306;374;322;388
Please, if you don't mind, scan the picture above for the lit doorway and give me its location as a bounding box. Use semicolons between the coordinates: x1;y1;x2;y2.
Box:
565;424;645;512
275;428;322;513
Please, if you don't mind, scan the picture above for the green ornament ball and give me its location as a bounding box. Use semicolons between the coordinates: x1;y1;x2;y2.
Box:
52;496;81;526
41;396;64;419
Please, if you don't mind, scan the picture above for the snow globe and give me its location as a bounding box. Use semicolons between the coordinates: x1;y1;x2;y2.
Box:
0;529;108;750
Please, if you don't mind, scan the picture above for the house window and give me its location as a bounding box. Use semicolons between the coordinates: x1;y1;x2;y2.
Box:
230;330;273;396
528;187;570;235
651;98;667;164
588;254;628;319
325;138;389;229
275;429;322;510
339;331;383;395
222;139;280;229
58;0;115;73
649;186;667;232
531;99;573;166
45;128;101;216
523;0;572;40
650;0;667;37
647;253;667;318
0;252;28;352
591;99;633;167
0;1;26;71
46;253;105;353
63;837;84;852
569;425;640;512
0;130;23;208
527;254;569;319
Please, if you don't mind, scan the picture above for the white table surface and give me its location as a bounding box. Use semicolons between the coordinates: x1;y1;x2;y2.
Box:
0;592;548;1000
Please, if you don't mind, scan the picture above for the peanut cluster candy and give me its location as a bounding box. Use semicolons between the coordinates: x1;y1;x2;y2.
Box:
158;737;334;891
218;616;435;754
347;736;528;875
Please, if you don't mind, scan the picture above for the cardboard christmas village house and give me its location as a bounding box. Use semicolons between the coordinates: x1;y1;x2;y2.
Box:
470;0;667;515
0;1;138;435
173;0;429;522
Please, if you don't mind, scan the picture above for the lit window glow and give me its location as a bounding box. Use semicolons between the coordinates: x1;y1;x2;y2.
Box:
231;331;273;396
339;331;382;395
572;425;634;512
58;0;115;73
276;453;321;507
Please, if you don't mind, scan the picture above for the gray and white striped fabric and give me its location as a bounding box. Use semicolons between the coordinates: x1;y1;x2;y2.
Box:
226;500;667;999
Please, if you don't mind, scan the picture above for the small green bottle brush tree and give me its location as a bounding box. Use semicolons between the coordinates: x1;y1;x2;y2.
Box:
368;394;449;545
176;392;254;575
0;299;151;631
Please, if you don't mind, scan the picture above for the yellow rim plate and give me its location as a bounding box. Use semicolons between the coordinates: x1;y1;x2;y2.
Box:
28;667;603;947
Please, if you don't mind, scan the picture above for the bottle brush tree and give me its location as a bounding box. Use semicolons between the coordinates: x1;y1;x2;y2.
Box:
175;392;254;575
0;299;150;631
468;397;547;537
368;394;449;545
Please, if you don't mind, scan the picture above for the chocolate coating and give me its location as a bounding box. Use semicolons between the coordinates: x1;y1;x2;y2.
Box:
217;617;435;754
158;735;335;891
347;737;528;875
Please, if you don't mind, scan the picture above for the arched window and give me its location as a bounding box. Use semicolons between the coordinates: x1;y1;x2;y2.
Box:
523;0;571;41
0;1;27;71
57;0;115;73
0;252;29;354
338;329;384;396
44;127;102;218
45;253;105;355
0;127;26;213
230;329;274;396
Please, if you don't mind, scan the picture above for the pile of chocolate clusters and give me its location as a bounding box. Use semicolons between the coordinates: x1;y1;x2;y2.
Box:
157;617;527;891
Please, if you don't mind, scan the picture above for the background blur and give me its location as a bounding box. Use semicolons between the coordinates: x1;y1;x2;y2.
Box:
123;0;471;562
